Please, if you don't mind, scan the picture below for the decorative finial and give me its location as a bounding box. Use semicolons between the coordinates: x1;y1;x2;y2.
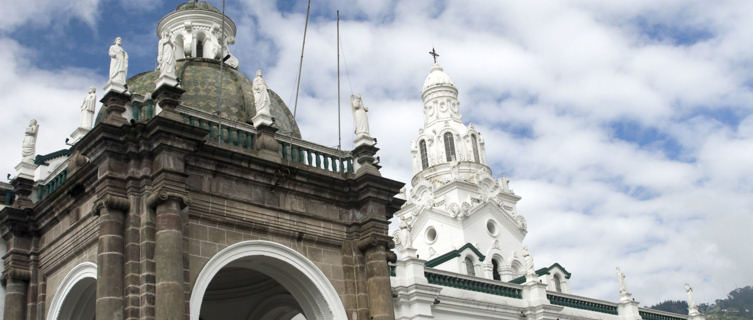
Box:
429;48;439;64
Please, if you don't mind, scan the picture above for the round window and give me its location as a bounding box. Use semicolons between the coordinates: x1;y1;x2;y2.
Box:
425;226;437;243
486;219;498;236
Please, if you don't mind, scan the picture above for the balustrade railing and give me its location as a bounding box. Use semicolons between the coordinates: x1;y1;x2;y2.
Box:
181;113;254;150
279;140;353;174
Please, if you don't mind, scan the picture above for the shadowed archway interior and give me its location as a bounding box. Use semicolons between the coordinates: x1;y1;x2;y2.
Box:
199;266;305;320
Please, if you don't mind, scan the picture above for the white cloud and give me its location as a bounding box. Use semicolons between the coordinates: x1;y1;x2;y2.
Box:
0;0;100;32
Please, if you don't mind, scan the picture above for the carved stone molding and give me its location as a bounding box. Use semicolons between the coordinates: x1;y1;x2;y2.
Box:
357;234;394;253
93;194;130;216
146;190;191;210
2;268;32;282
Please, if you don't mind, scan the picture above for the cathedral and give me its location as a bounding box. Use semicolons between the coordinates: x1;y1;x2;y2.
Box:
0;2;706;320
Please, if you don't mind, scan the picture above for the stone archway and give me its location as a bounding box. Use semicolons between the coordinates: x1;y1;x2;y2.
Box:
46;262;97;320
189;240;347;320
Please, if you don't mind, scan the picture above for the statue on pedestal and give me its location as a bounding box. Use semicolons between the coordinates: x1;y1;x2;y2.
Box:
251;69;273;127
157;31;176;80
616;267;628;294
522;246;535;278
393;215;414;252
351;94;370;137
80;87;97;129
108;37;128;85
685;283;700;315
22;120;39;162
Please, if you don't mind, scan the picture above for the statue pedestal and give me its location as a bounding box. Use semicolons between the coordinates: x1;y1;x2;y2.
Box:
100;90;131;126
14;161;37;181
353;134;376;148
617;298;642;320
69;127;90;144
352;143;380;176
254;124;281;162
152;83;185;122
522;280;549;307
155;75;178;90
252;112;274;128
103;80;127;95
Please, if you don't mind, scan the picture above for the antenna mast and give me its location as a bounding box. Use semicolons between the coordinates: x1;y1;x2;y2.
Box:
293;0;311;119
216;0;227;144
337;10;342;150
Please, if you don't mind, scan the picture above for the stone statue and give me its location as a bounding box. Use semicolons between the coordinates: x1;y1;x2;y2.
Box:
157;31;176;79
685;283;699;314
393;215;413;251
522;246;535;277
617;267;628;294
204;24;222;59
351;94;370;137
108;37;128;85
22;120;39;162
80;87;97;129
253;70;271;116
182;21;194;57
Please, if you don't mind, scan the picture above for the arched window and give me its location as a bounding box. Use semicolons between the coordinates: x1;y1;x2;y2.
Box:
419;140;429;170
464;257;475;276
491;259;501;280
554;274;562;292
444;132;456;162
471;134;480;163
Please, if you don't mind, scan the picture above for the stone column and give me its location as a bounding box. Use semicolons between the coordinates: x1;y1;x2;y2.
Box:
148;192;189;320
359;236;396;320
4;277;28;320
94;195;130;320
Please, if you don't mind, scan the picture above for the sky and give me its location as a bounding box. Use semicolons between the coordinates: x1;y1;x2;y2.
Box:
1;0;752;307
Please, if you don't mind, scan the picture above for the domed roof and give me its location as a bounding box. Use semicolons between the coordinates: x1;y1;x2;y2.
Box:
175;1;220;13
99;59;301;138
422;63;455;91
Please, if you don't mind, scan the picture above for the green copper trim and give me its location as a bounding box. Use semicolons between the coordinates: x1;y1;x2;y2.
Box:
425;243;486;268
425;271;522;299
509;263;572;284
34;149;71;166
547;294;618;315
639;311;687;320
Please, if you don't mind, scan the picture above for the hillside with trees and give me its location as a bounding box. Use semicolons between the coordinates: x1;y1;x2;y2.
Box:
649;286;752;320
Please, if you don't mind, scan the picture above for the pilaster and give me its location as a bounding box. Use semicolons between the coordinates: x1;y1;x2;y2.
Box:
94;194;130;320
358;234;396;320
0;207;34;320
147;191;190;320
254;124;281;162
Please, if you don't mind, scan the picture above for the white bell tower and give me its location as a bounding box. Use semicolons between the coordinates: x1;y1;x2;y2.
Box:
393;58;529;282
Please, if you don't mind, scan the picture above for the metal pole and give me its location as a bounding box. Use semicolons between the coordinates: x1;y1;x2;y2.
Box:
216;0;227;144
337;10;341;150
293;0;311;119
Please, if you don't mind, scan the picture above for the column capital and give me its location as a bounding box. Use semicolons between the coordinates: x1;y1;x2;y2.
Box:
146;190;190;210
93;194;130;216
357;234;394;253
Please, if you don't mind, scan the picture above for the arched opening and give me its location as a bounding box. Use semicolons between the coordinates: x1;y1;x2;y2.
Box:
190;240;347;320
195;32;206;59
491;259;501;281
471;134;480;163
444;132;456;162
419;139;429;170
553;274;562;292
47;262;97;320
174;34;185;59
511;260;523;276
464;257;475;277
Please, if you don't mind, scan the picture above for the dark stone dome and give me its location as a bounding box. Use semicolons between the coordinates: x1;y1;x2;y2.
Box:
175;1;220;13
105;59;301;138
